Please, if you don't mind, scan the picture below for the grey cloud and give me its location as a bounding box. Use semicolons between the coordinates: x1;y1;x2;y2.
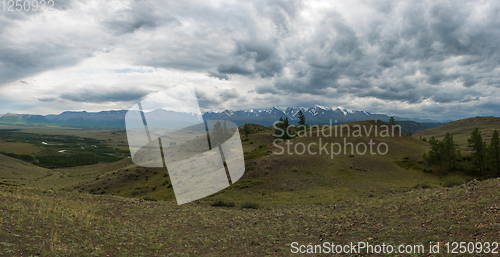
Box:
195;90;221;110
196;88;242;110
36;97;57;102
1;0;500;120
51;0;75;10
254;85;280;95
207;71;229;80
0;43;90;86
103;1;180;35
60;87;152;103
431;88;482;103
257;0;500;108
217;63;252;75
218;88;239;101
0;4;104;86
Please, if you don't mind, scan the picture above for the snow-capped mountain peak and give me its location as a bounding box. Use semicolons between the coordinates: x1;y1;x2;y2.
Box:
272;106;288;113
313;104;330;110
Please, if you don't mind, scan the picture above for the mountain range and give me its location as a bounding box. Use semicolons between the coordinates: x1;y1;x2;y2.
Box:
203;105;438;126
0;105;441;131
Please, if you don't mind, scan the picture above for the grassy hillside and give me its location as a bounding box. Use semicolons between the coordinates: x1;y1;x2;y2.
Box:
0;154;48;186
398;121;443;135
0;114;48;125
220;120;471;205
0;178;498;256
55;120;477;206
0;153;136;190
0;120;498;256
413;117;500;153
1;121;478;205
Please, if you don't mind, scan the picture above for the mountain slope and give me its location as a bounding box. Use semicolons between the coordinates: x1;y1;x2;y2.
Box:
398;120;443;134
0;113;49;124
0;153;49;185
414;116;500;151
66;120;475;204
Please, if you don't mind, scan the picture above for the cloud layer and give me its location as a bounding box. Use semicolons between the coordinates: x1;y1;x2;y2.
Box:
0;0;499;121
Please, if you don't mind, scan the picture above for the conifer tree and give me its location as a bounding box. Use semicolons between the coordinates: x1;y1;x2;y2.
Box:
389;116;398;126
212;121;224;147
490;129;500;176
274;118;284;139
243;123;251;135
222;120;229;140
283;117;292;139
442;132;460;169
427;136;445;172
468;128;487;176
298;110;306;127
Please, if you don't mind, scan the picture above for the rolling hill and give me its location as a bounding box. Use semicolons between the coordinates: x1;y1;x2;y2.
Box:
6;120;468;205
0;118;497;256
1;118;486;205
413;116;500;152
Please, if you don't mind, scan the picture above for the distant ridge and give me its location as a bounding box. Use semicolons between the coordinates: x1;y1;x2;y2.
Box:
203;105;439;126
0;105;441;129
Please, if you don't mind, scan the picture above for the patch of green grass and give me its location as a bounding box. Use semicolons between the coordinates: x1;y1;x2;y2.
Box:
143;196;157;202
394;157;423;170
233;179;263;189
0;242;13;247
442;177;463;187
241;201;260;209
1;177;499;255
210;198;235;207
414;183;431;189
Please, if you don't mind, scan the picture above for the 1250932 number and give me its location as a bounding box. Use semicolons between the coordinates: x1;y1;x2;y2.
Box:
2;0;54;11
445;242;499;254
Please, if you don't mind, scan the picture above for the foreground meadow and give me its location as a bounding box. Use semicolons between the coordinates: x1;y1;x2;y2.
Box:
1;177;499;256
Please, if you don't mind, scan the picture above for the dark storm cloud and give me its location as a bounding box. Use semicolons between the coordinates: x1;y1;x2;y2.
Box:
60;87;152;103
216;63;253;76
244;0;500;111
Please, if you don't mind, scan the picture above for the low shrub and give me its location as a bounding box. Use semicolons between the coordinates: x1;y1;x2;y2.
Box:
210;198;235;207
442;178;463;187
414;183;430;189
143;196;157;202
241;201;260;209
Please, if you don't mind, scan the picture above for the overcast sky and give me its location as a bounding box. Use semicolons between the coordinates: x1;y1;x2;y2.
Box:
0;0;499;121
